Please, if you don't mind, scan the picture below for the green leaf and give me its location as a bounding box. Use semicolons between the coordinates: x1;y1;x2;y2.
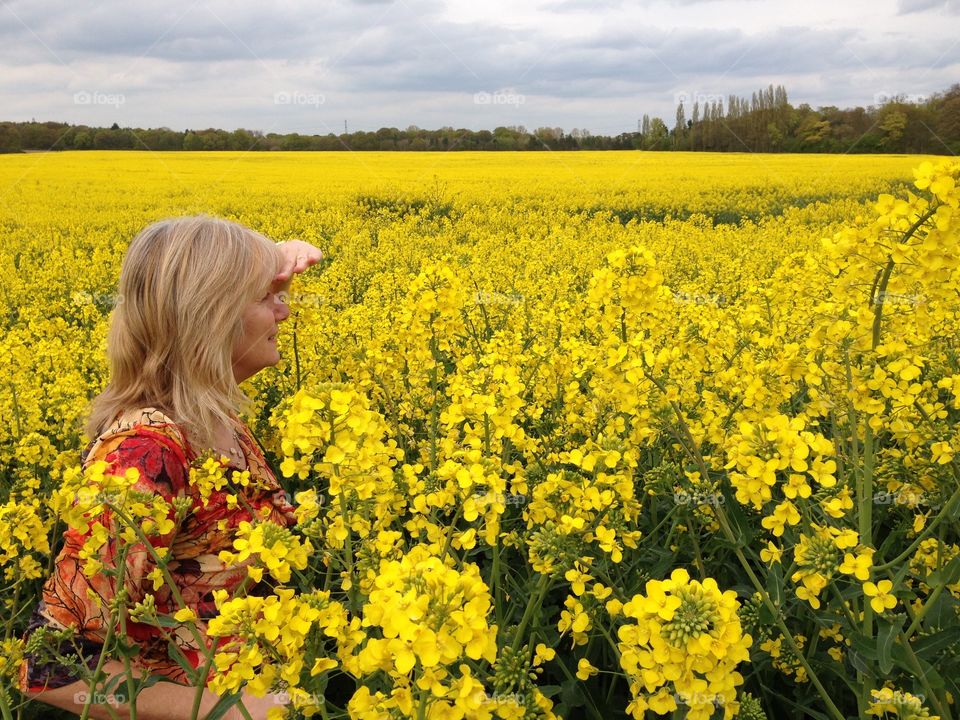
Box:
877;616;904;676
927;556;960;587
150;614;183;628
767;689;832;720
891;643;945;689
922;591;960;629
204;692;242;720
167;640;201;680
719;485;753;548
765;561;784;608
112;640;141;659
914;625;960;660
848;630;878;675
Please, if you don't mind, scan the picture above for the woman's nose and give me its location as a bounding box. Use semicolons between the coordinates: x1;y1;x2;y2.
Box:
274;294;291;322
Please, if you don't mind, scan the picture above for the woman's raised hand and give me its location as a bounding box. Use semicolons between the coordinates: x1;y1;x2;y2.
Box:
275;239;324;286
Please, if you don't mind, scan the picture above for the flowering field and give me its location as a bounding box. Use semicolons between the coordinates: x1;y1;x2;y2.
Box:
1;150;959;720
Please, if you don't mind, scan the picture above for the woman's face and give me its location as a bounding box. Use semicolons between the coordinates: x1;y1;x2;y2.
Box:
231;282;291;383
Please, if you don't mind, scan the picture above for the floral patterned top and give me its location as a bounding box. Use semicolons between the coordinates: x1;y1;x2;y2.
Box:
19;407;296;692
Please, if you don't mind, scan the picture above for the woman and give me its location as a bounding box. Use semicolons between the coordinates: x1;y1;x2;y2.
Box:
19;216;323;720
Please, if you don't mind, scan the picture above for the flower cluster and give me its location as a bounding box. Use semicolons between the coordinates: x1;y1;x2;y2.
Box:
339;545;501;716
206;588;330;699
617;568;752;719
0;499;50;580
868;687;940;720
219;520;313;584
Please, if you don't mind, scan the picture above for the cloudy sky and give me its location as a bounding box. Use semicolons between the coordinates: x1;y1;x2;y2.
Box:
2;0;958;135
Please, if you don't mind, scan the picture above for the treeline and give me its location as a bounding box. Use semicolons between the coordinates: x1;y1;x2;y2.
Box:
665;83;960;154
2;83;957;154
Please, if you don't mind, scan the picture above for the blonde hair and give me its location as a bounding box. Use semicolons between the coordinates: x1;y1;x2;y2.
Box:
86;215;281;452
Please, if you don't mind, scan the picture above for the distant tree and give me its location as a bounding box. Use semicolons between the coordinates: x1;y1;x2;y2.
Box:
645;118;669;150
879;108;908;149
935;84;960;152
182;132;204;151
73;130;92;149
228;129;257;151
674;102;686;149
0;123;21;151
92;127;133;149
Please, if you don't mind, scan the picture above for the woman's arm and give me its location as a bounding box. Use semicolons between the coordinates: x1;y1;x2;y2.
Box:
27;660;282;720
273;239;324;295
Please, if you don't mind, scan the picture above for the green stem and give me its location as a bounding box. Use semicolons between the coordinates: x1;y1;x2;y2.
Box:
429;333;440;475
553;657;605;720
0;690;14;720
713;507;846;720
869;207;936;349
859;420;875;713
8;383;22;438
647;361;845;720
107;505;206;649
79;569;122;720
512;574;550;653
491;538;503;629
3;580;22;639
116;606;139;720
897;631;951;720
191;645;219;720
338;488;359;614
874;482;960;571
904;579;945;641
293;319;302;392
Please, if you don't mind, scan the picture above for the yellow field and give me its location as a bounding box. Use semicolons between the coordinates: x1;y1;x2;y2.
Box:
1;151;958;720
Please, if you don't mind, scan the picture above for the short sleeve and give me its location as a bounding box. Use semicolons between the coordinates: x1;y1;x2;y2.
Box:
20;426;192;692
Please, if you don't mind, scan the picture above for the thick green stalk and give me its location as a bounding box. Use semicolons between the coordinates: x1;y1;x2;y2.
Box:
511;574;550;653
0;690;13;720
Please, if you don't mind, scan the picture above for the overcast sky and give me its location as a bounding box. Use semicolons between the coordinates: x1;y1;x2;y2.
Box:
2;0;958;135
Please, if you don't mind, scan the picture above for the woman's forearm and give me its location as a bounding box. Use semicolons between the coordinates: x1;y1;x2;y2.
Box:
25;660;279;720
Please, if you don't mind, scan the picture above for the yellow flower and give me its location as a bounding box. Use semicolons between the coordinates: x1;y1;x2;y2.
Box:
839;549;874;581
310;658;338;675
761;500;800;537
576;658;598;680
173;608;198;622
533;643;556;666
760;541;783;565
863;580;897;613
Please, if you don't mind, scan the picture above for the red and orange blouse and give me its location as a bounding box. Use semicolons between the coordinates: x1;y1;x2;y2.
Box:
19;407;296;693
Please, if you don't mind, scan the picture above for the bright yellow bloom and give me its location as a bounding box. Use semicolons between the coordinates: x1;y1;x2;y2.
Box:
576;658;598;680
863;580;898;614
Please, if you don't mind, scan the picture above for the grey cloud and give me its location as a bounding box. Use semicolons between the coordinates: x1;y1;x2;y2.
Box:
1;0;957;133
898;0;959;13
